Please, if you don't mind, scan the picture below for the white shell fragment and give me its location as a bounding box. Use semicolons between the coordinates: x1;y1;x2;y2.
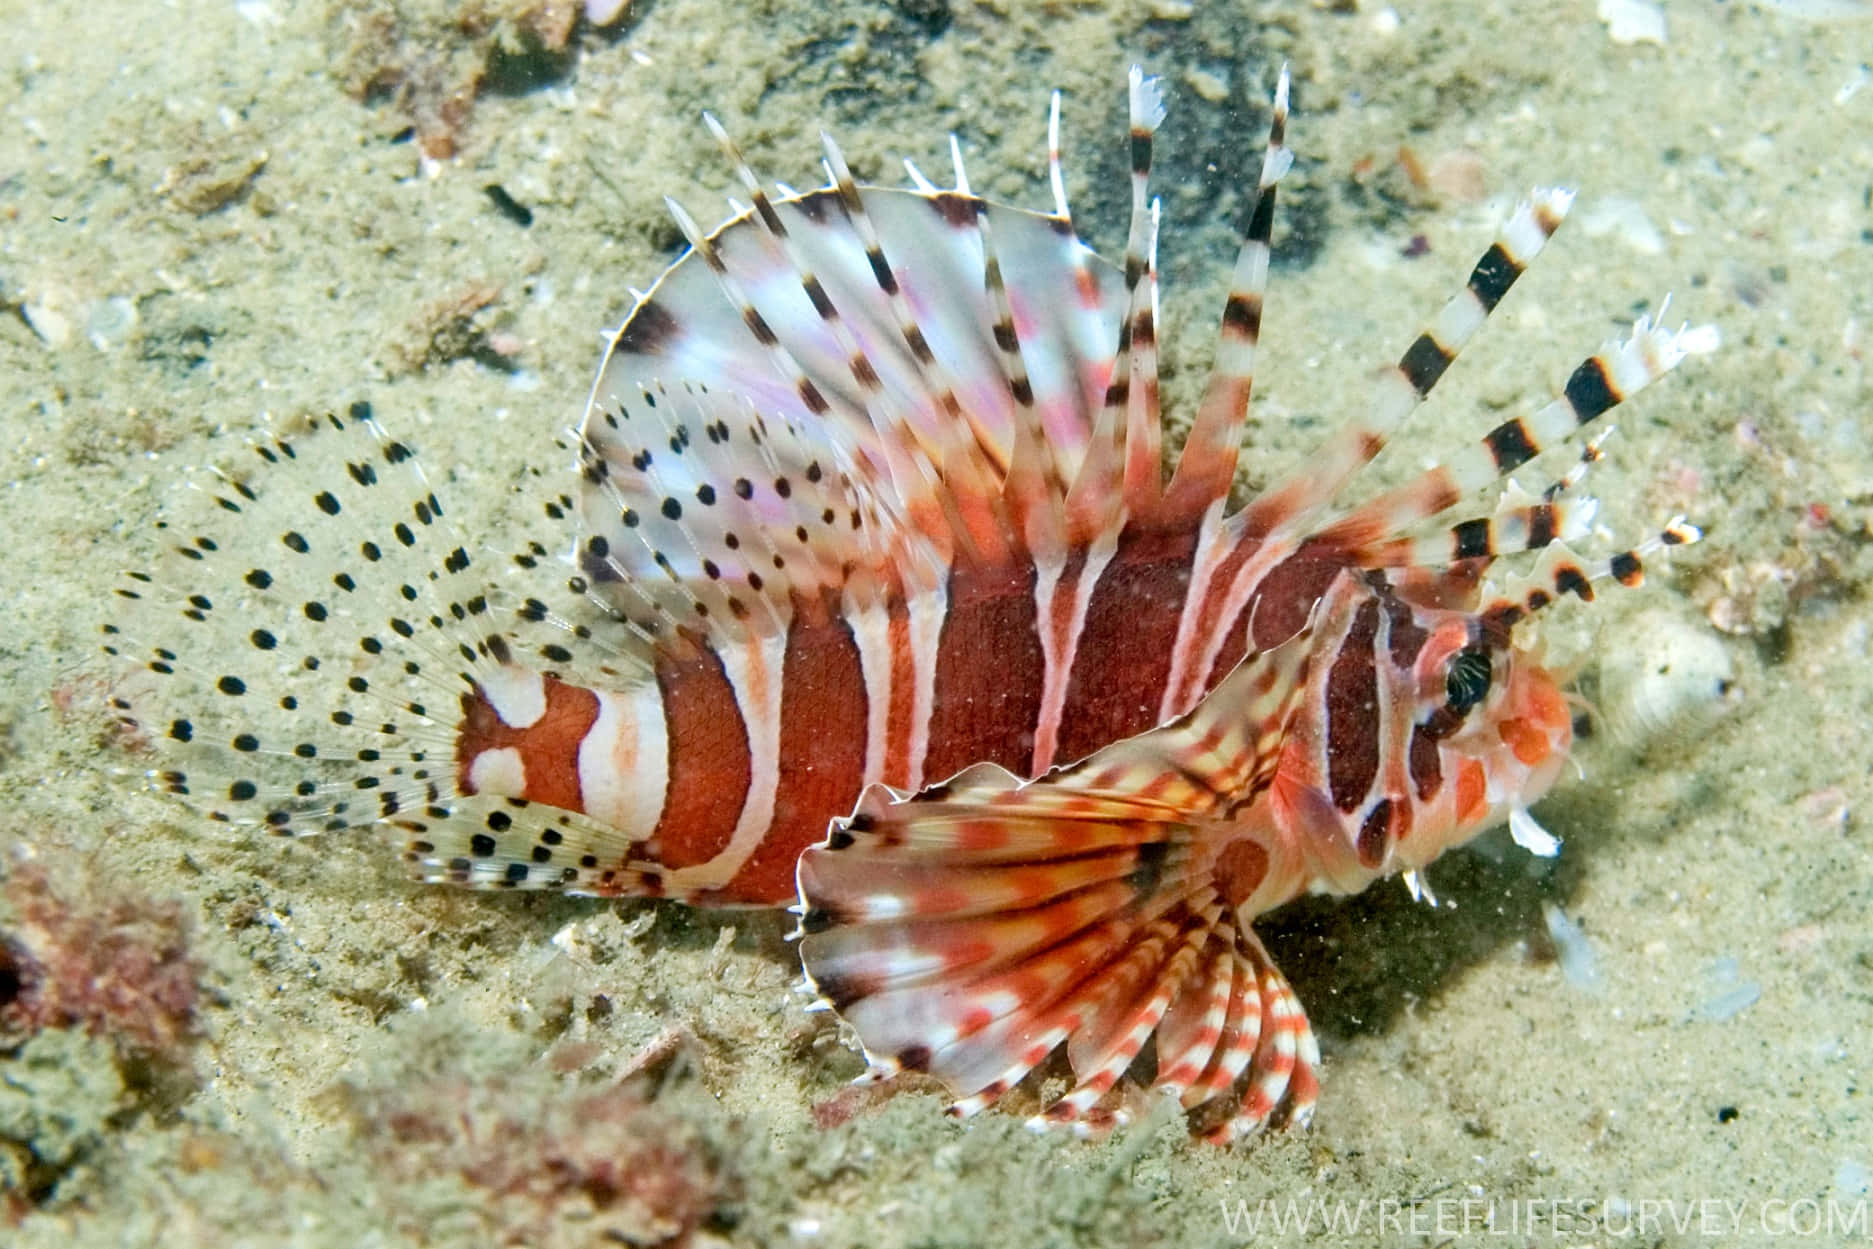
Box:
1581;195;1666;255
21;284;78;348
86;296;139;350
1686;956;1760;1023
1541;902;1602;993
1592;609;1738;750
1597;0;1668;45
585;0;632;25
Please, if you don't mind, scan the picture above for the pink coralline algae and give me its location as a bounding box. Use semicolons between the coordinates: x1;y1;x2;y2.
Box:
362;1076;731;1247
0;859;203;1062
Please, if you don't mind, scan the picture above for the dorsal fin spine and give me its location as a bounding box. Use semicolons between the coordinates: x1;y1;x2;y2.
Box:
1121;197;1165;517
1062;66;1167;545
1235;187;1574;544
1046;89;1071;223
1164;64;1292;526
973;195;1068;564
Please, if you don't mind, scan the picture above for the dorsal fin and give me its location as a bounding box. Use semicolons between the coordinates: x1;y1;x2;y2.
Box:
1119;68;1167;519
1235;188;1574;543
1063;68;1167;545
576;378;949;645
578;95;1138;659
697;113;1016;569
1305;307;1716;557
973;186;1071;565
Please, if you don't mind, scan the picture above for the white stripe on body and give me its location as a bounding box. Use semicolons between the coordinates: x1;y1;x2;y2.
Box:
478;664;546;728
845;590;895;790
577;682;670;845
1158;501;1231;721
467;746;526;797
901;581;947;792
1165;526;1302;722
1029;531;1119;774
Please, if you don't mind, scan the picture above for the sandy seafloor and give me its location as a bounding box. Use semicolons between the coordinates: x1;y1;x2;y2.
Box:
2;0;1871;1244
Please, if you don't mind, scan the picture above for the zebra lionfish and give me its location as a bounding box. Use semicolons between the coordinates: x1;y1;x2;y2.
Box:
105;67;1713;1142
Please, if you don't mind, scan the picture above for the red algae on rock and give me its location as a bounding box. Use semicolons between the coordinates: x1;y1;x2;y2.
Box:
357;1074;734;1248
0;858;202;1062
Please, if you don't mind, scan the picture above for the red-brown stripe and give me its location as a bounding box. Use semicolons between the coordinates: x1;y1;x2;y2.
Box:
647;648;751;869
1246;551;1347;652
1407;724;1443;803
1055;527;1199;763
882;598;917;787
715;609;870;905
922;562;1045;781
456;676;600;812
1324;599;1382;813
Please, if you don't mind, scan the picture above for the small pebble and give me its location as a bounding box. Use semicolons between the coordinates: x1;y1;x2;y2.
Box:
1581;195;1665;255
1592;609;1737;750
21;286;77;349
1427;149;1487;203
1184;68;1229;103
1597;0;1668;45
1686;957;1760;1023
585;0;632;25
86;296;138;350
1541;902;1603;994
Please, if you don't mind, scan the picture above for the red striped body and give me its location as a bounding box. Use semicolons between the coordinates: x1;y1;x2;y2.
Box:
456;518;1297;904
454;491;1575;909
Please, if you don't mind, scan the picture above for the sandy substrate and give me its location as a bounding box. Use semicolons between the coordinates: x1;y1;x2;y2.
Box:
1;0;1869;1245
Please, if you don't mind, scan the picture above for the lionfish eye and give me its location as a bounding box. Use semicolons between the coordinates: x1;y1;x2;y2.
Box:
1444;646;1494;715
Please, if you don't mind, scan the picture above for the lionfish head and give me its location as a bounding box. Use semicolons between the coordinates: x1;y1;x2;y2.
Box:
1249;527;1688;905
1388;578;1575;848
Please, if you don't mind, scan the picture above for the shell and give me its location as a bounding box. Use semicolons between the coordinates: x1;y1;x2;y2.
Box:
1591;608;1738;748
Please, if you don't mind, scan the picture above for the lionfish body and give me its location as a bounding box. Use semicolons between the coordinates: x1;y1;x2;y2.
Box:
108;69;1709;1140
